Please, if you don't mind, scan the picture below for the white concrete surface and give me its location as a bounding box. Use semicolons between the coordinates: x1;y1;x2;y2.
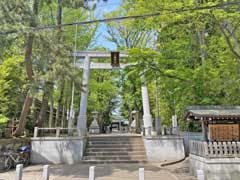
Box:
190;154;240;180
31;137;86;165
143;136;185;162
196;170;204;180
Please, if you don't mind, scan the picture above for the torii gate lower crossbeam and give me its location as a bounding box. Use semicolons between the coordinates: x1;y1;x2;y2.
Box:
74;51;153;136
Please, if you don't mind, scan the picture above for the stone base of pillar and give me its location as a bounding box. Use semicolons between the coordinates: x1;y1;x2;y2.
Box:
143;114;152;136
155;117;162;135
77;115;87;136
172;127;179;135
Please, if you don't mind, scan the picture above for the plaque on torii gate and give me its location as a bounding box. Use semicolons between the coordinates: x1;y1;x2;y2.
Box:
73;51;153;136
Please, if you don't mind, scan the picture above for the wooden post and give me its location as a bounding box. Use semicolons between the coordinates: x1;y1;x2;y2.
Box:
43;165;50;180
89;166;95;180
201;119;208;141
16;164;23;180
139;168;144;180
34;127;38;138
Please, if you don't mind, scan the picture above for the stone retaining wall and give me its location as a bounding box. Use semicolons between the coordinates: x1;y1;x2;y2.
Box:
143;136;185;162
31;137;86;164
190;154;240;180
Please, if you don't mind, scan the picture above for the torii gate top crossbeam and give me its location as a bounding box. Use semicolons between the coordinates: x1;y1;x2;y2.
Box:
72;51;128;58
73;51;130;70
76;62;131;70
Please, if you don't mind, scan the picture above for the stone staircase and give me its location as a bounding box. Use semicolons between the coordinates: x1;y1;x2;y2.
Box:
82;135;147;164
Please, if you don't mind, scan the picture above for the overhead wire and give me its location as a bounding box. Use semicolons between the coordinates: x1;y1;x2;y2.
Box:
0;1;239;35
32;2;240;30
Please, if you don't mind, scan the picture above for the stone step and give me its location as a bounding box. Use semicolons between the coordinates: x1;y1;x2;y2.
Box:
88;141;143;145
85;151;146;156
83;135;147;164
86;146;145;152
83;155;147;161
81;160;147;164
88;137;142;141
87;144;144;148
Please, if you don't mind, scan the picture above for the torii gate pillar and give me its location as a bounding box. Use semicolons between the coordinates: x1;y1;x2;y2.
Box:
77;55;90;135
141;80;153;136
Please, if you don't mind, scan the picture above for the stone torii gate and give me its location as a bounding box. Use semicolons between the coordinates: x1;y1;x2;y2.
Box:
73;51;153;135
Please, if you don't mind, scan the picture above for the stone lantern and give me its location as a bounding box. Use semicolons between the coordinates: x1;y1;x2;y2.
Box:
130;110;141;134
89;110;100;134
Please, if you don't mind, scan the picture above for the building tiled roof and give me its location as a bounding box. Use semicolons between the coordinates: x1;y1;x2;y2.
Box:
185;106;240;120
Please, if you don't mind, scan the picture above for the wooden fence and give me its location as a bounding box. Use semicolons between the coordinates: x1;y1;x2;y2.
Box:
189;140;240;158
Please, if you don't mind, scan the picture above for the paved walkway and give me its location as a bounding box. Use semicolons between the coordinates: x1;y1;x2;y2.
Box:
0;161;196;180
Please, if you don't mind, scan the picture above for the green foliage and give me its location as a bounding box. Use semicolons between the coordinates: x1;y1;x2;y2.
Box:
106;0;240;131
87;70;118;126
1;0;240;133
0;0;101;132
0;114;8;124
0;53;25;118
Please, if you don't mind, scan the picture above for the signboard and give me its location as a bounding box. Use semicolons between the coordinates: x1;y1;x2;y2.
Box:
209;124;240;141
111;52;120;67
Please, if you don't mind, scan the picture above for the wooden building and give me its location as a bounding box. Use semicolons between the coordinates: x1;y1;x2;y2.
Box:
185;106;240;142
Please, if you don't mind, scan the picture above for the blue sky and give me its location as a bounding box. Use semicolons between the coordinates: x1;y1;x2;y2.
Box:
92;0;122;50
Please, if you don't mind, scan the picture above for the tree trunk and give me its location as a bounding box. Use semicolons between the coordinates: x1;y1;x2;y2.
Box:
61;105;65;127
54;0;64;127
57;0;62;32
197;29;207;63
48;85;54;128
13;0;39;136
13;34;34;136
13;91;33;136
36;82;52;127
220;20;240;61
55;79;65;127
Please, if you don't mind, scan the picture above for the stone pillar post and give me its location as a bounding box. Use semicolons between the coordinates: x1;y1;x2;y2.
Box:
131;110;141;134
172;114;178;135
16;164;23;180
42;165;50;180
141;80;152;135
155;81;161;135
77;55;90;136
